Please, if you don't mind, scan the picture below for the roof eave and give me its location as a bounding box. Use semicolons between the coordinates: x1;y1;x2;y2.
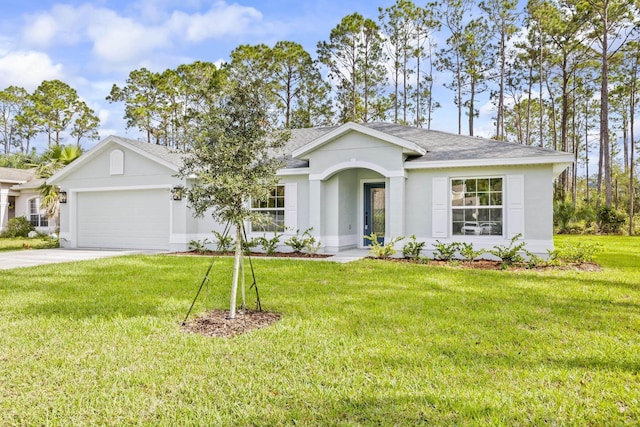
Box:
49;136;181;185
404;155;574;174
292;122;426;159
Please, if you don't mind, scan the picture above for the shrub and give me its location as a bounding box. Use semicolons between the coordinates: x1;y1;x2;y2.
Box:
489;234;526;266
1;216;34;238
554;201;576;233
242;237;259;255
548;241;603;264
212;230;234;252
432;240;460;261
402;235;426;260
364;233;404;259
596;206;626;234
188;238;212;254
284;227;321;254
458;242;484;263
257;232;283;255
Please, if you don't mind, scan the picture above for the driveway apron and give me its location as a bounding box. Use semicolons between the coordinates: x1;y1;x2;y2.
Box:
0;249;159;270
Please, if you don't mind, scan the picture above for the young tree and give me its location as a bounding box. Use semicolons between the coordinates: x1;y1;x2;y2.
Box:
179;70;290;319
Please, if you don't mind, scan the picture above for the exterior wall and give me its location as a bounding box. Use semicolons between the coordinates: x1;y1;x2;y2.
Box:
306;131;406;178
404;164;556;256
55;143;185;250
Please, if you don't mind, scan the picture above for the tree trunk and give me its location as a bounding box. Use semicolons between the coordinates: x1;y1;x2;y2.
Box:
228;223;243;319
601;4;612;206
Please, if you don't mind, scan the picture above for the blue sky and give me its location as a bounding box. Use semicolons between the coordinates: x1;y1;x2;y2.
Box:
1;0;487;153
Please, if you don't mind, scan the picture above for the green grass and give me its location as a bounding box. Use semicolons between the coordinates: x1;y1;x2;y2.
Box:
0;237;58;251
0;236;639;426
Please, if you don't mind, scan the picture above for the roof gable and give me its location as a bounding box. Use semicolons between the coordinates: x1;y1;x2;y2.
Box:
291;122;426;159
49;136;183;184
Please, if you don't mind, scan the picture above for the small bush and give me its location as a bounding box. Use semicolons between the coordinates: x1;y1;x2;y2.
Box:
284;227;321;254
489;234;526;266
1;216;34;238
365;233;404;259
257;232;283;255
242;237;259;255
212;230;234;252
596;206;626;234
402;235;426;260
432;240;460;261
554;201;576;233
458;242;484;262
548;241;603;264
189;238;212;254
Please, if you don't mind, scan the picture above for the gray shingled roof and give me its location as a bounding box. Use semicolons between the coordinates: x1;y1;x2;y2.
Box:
0;167;35;183
110;136;183;167
285;122;571;166
99;123;571;172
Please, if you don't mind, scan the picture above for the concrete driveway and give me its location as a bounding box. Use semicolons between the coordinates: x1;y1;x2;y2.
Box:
0;248;160;270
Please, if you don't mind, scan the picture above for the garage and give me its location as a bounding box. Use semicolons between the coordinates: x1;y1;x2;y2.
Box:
76;189;171;250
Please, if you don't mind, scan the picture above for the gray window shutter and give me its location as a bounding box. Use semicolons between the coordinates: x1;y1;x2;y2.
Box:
432;177;448;238
284;182;297;232
506;175;524;238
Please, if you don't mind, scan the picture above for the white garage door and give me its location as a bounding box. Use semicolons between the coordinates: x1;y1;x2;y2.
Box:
77;189;170;250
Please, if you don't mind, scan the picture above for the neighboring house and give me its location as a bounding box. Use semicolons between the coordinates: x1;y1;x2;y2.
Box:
0;167;56;234
48;122;573;255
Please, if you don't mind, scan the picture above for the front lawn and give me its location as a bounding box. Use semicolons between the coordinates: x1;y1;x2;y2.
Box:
0;236;638;425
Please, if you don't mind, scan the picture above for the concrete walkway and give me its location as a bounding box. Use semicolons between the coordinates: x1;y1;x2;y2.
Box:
0;248;159;270
325;248;371;263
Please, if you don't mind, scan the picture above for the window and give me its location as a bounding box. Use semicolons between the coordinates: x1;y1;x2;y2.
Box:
250;185;285;232
451;177;502;236
29;198;48;227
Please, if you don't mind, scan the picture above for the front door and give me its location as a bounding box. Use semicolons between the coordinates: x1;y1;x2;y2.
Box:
363;183;385;246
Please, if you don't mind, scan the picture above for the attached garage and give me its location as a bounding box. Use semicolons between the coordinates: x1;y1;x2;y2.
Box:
76;189;171;250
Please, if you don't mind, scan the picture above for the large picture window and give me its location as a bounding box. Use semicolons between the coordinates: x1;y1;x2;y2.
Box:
451;177;502;236
250;185;285;232
29;198;48;227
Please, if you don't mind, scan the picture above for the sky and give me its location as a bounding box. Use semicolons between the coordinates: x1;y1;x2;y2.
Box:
0;0;492;153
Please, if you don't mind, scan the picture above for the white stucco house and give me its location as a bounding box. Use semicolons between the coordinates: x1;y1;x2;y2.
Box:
1;167;56;235
48;122;573;255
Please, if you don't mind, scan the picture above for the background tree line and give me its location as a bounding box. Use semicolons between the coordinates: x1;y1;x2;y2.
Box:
2;0;639;233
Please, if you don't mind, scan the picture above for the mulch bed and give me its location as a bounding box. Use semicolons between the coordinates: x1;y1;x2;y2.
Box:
181;309;281;338
385;258;602;271
174;251;331;258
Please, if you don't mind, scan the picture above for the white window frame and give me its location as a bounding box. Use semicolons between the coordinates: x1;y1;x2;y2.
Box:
450;177;503;237
250;185;285;233
28;197;48;227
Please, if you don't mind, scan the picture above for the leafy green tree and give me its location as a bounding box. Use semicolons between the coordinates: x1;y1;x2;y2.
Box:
107;68;164;144
0;86;30;155
31;80;95;148
317;13;388;123
179;68;290;319
231;42;332;128
479;0;519;140
574;0;640;207
436;0;472;134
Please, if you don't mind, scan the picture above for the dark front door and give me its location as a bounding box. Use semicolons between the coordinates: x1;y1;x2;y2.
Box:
363;183;385;246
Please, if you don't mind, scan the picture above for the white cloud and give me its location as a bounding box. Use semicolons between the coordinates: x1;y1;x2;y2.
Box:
0;51;64;90
169;2;263;42
19;2;264;66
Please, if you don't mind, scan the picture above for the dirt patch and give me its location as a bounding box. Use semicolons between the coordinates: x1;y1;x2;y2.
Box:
181;309;281;338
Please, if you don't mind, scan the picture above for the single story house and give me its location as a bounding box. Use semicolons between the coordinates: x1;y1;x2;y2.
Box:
48;122;573;255
0;167;56;235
